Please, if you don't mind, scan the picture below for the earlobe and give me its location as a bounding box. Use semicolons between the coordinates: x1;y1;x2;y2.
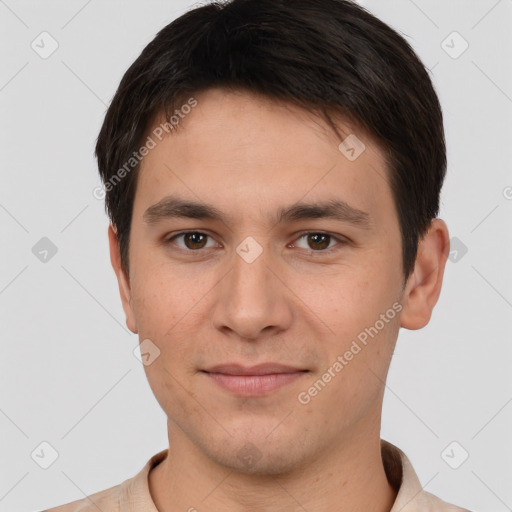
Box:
107;224;138;334
399;219;450;330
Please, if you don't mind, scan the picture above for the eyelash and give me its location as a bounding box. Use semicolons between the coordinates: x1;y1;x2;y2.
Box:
164;230;348;255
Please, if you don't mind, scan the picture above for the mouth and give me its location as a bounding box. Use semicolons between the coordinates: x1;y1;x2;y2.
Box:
201;363;309;396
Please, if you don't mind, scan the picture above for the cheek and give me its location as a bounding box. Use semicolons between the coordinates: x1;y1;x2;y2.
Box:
303;249;401;373
303;264;396;336
130;263;211;359
132;270;203;407
129;281;174;351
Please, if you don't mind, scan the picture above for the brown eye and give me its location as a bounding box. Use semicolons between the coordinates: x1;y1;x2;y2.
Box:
293;232;343;252
306;233;331;250
168;231;215;250
183;232;208;249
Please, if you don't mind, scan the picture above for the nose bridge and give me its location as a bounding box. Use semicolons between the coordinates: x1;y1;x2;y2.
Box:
230;237;276;309
211;236;291;338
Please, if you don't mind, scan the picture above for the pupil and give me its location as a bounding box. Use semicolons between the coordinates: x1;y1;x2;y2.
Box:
186;233;206;249
309;234;329;250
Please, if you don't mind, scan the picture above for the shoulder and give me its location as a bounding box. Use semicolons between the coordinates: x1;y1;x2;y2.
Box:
381;440;472;512
41;482;122;512
421;489;473;512
39;449;168;512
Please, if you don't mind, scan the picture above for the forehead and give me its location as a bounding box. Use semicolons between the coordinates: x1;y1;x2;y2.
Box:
134;88;395;229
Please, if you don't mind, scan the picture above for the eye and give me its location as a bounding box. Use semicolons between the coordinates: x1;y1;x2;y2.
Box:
166;231;219;251
291;231;346;252
165;230;347;253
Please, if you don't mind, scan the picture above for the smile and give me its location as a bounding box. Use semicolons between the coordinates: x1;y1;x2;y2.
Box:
204;372;307;396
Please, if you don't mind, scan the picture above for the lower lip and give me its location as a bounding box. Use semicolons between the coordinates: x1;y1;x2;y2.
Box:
204;371;306;396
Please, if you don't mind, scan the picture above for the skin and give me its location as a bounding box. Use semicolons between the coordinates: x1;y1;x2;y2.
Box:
108;88;450;512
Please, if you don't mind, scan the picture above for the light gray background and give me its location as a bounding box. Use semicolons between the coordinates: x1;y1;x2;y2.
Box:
1;1;511;511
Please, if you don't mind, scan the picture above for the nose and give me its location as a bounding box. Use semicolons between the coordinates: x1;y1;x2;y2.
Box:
210;241;293;341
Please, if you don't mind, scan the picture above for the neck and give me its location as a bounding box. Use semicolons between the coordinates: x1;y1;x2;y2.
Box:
149;424;397;512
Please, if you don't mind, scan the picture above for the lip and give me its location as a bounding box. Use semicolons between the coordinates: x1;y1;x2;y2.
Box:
202;363;308;397
204;363;305;375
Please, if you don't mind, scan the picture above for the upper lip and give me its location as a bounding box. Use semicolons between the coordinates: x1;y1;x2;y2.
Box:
203;363;307;375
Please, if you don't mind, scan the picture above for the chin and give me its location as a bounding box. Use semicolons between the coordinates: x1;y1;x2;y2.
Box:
218;446;305;476
200;427;312;477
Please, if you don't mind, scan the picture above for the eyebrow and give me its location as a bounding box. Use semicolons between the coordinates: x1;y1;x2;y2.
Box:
143;195;372;229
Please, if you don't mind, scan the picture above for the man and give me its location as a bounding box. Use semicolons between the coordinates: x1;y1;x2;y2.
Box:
44;0;471;510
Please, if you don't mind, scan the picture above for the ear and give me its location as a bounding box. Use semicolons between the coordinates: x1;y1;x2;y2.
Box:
108;224;138;334
400;219;450;330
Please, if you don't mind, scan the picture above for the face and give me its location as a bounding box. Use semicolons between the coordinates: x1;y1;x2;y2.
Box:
110;88;441;475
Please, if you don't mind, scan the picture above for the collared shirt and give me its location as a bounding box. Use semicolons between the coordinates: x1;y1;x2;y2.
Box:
42;440;471;511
